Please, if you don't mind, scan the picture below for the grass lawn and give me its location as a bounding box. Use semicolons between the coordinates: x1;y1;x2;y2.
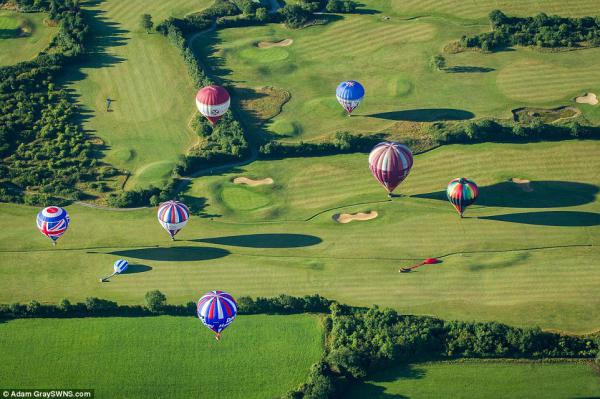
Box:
347;360;600;399
64;0;212;189
0;314;323;399
0;11;56;66
0;141;598;333
194;0;600;144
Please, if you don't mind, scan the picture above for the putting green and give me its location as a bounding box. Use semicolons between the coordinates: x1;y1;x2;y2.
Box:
0;12;56;66
221;185;271;211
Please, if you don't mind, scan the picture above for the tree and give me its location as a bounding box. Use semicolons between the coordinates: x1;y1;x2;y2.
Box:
255;7;268;22
430;54;446;71
141;14;153;33
145;290;167;312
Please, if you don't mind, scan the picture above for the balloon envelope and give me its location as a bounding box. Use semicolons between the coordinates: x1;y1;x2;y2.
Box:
336;80;364;114
197;291;237;334
113;259;129;274
36;206;69;243
368;142;413;194
446;177;479;216
195;85;230;125
157;200;190;238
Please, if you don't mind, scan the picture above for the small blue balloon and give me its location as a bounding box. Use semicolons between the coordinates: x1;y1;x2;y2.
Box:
113;259;129;274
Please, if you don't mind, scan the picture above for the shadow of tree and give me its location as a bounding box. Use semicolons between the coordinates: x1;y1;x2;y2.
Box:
445;66;495;73
178;195;221;218
190;233;322;248
109;246;230;261
480;211;600;227
343;364;426;398
367;109;474;122
414;181;599;208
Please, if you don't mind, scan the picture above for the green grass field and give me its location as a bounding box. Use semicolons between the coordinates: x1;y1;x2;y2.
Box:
65;0;213;189
1;141;598;333
0;11;56;66
194;0;600;143
0;314;323;398
348;361;600;398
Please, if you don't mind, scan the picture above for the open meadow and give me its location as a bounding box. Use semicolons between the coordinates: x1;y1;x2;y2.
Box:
0;314;323;398
348;360;600;399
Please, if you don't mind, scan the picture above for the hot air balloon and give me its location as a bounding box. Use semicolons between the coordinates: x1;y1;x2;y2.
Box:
195;85;230;125
368;142;413;197
197;290;237;340
446;177;479;217
100;259;129;282
157;200;189;240
36;206;69;246
336;80;364;115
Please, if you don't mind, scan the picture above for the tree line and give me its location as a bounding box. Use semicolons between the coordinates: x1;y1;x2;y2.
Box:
285;303;599;398
1;291;597;399
461;10;600;51
0;0;119;206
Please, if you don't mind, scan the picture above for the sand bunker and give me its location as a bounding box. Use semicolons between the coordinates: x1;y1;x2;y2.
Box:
332;211;378;224
257;39;293;48
575;93;598;105
233;177;274;186
511;178;533;192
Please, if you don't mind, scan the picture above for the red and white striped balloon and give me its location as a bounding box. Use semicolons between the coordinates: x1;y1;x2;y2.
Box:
368;142;413;195
195;85;230;125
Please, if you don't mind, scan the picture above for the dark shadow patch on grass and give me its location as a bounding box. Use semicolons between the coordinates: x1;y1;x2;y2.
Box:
367;109;474;122
445;66;495;73
108;246;229;261
190;233;322;248
343;364;425;398
414;181;599;208
352;4;382;14
122;264;152;274
480;211;600;227
178;195;221;218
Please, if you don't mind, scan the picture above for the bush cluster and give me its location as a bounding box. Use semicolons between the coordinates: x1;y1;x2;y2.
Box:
461;10;600;51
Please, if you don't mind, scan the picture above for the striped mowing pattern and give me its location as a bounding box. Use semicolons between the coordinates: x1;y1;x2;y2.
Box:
391;0;600;19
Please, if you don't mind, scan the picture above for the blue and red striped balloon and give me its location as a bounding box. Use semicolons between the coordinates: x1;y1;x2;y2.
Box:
157;200;189;239
336;80;365;114
446;177;479;217
368;142;413;195
197;290;237;340
36;206;69;245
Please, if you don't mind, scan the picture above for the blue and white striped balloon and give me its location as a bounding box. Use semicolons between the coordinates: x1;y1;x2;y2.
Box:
113;259;129;274
336;80;365;114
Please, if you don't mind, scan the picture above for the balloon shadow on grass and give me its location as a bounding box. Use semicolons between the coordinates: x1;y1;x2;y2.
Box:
414;181;599;208
190;234;322;248
108;247;229;261
122;264;153;274
480;211;600;227
366;108;474;122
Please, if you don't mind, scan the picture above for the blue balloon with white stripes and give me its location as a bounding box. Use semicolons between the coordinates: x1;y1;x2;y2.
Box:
336;80;365;115
113;259;129;274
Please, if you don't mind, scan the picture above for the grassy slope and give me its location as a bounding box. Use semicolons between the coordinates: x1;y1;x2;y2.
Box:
65;0;211;190
0;12;56;66
0;314;323;399
195;0;600;143
0;141;598;333
347;361;600;399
